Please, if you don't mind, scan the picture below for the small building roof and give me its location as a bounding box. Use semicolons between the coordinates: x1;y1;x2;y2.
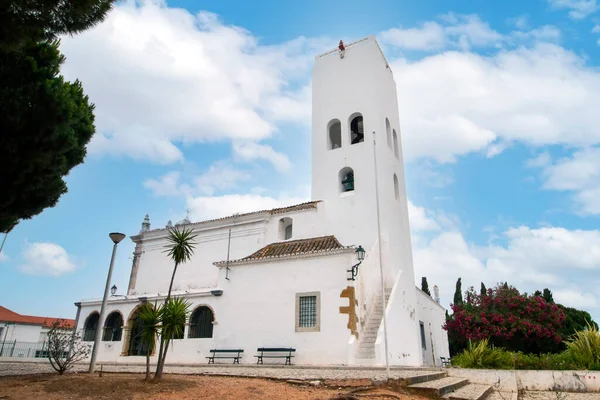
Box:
0;306;75;329
214;235;353;266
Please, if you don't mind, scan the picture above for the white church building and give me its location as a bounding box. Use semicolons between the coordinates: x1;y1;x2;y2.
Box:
74;36;450;367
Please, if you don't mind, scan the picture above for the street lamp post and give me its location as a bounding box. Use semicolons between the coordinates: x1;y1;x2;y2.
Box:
89;232;126;374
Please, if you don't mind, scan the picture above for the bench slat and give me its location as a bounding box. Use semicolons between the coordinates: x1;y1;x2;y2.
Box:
209;349;244;353
257;347;295;352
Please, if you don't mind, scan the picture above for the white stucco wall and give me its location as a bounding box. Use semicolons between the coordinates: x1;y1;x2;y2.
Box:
78;251;356;365
375;272;422;366
415;288;450;366
128;206;327;297
0;323;42;343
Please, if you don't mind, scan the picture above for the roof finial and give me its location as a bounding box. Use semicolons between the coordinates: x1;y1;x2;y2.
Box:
141;213;151;233
338;40;345;51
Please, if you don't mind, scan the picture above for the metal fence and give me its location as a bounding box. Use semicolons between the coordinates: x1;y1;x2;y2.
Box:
0;340;62;359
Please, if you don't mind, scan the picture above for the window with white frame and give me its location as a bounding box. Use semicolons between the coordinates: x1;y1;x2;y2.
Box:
295;292;320;332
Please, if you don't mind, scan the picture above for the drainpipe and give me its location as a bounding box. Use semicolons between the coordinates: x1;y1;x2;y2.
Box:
372;130;390;376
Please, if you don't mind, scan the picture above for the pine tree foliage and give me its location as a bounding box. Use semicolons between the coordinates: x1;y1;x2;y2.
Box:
453;278;463;306
421;277;431;296
0;0;116;51
0;40;95;232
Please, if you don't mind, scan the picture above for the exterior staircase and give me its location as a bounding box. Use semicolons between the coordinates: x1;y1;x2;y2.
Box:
406;372;496;400
355;288;392;361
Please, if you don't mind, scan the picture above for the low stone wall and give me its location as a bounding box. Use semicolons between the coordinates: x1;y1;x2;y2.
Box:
447;368;600;393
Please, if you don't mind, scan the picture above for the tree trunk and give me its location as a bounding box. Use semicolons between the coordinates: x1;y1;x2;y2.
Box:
154;262;178;380
166;262;178;301
145;346;150;380
154;338;171;379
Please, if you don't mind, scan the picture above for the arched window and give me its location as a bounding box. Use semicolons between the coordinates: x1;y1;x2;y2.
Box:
188;306;214;338
386;118;392;149
392;129;399;158
279;217;293;240
102;311;123;341
349;114;364;145
339;167;355;193
393;174;400;200
83;312;99;342
328;119;342;150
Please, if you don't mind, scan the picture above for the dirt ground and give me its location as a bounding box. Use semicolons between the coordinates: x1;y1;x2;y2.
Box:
0;373;429;400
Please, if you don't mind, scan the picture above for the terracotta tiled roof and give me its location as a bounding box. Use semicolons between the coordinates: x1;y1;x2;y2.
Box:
215;235;351;266
0;306;75;328
141;201;320;235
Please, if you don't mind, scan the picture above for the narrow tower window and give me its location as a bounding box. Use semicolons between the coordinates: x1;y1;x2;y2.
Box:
349;114;364;145
279;217;293;240
386;118;392;149
328;119;342;150
339;167;355;193
393;174;400;200
393;129;399;159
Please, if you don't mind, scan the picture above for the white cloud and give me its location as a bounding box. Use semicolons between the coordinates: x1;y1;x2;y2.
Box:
508;15;530;30
144;161;252;197
144;171;182;196
186;193;309;221
193;162;252;195
409;202;600;320
393;43;600;163
232;141;292;172
59;1;320;164
20;243;77;276
380;14;502;51
407;201;441;232
380;22;447;51
554;288;598;308
530;147;600;215
548;0;598;19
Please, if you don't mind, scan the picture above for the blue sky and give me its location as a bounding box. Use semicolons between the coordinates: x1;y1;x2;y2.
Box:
1;0;600;323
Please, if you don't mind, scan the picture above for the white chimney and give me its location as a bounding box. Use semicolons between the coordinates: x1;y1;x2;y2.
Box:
433;285;440;304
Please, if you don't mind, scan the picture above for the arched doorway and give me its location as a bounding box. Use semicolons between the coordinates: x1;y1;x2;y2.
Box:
122;306;153;356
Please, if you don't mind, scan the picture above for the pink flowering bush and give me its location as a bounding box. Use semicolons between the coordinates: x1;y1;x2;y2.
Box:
445;284;565;354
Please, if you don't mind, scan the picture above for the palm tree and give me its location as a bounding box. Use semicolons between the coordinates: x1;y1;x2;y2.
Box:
163;226;198;301
154;226;197;380
137;302;161;380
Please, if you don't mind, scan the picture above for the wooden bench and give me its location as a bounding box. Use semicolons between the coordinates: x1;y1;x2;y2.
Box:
254;347;296;365
206;349;244;364
440;356;451;367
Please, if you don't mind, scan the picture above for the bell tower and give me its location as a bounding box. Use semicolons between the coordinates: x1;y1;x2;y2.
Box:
310;36;415;288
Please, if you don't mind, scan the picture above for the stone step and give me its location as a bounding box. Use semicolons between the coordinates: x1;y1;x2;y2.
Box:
443;383;493;400
409;377;469;398
356;350;375;358
402;372;448;386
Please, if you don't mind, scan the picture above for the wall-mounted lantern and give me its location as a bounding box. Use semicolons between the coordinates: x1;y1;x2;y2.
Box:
110;285;117;296
348;245;365;281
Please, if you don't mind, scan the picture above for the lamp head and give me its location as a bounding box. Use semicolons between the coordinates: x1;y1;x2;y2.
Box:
109;232;126;244
355;245;365;262
110;285;117;296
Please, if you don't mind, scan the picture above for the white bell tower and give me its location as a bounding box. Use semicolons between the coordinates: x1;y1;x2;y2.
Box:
311;36;415;290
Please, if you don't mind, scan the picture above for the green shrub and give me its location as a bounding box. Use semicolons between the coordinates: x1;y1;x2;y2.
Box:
452;339;512;369
565;322;600;369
